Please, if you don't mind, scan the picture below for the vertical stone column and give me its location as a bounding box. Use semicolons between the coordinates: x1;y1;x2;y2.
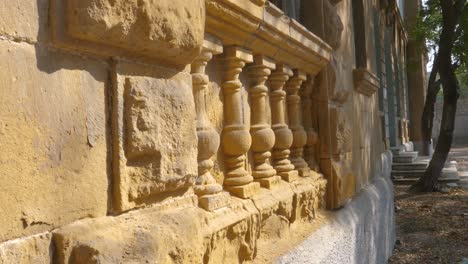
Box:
301;76;319;171
285;70;310;177
191;36;230;211
247;55;281;189
269;64;298;182
221;46;260;198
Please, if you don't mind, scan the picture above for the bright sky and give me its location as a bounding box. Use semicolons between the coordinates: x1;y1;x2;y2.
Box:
421;0;434;73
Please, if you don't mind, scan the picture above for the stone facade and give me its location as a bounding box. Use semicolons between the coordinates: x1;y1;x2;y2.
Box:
0;0;415;263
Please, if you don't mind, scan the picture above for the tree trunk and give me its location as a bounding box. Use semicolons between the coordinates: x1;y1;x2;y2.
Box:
411;0;464;192
420;54;441;156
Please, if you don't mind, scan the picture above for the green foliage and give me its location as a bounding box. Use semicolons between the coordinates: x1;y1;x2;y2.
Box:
410;0;468;79
411;0;442;53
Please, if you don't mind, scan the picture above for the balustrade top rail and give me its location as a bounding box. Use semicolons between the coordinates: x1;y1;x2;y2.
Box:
206;0;332;74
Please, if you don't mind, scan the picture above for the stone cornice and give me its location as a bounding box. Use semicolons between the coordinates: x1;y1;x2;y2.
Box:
353;68;379;97
206;0;332;74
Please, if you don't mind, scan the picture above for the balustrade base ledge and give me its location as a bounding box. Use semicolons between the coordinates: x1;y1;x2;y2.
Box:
279;170;300;182
256;175;282;189
198;191;231;212
297;167;311;177
0;175;327;263
226;182;261;198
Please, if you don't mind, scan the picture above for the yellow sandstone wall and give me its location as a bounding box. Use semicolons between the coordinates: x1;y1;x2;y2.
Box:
0;1;109;242
0;0;391;263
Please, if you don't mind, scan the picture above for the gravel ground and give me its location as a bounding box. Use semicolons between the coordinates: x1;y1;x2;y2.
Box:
389;145;468;264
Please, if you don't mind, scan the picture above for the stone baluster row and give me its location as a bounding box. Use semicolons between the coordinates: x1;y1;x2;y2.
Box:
301;78;319;171
221;46;261;198
191;38;319;210
248;56;282;189
286;70;310;177
269;65;299;182
191;37;230;211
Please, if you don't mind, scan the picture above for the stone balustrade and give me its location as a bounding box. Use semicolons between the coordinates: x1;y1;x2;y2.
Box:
191;2;332;207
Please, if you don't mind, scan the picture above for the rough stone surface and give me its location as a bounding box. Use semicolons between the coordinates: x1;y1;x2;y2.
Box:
0;40;108;242
53;0;204;66
54;198;205;264
0;0;48;42
112;61;198;212
0;232;52;264
276;152;395;264
0;0;409;262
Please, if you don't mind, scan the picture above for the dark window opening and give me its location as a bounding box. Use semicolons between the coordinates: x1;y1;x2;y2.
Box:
269;0;302;21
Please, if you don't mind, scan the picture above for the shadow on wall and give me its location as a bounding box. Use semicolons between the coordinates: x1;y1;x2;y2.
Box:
34;0;113;210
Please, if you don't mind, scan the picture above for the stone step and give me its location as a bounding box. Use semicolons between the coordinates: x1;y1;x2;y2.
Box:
394;151;419;157
390;147;405;155
459;172;468;189
392;167;459;184
392;155;417;163
392;162;429;171
391;170;426;178
439;165;459;182
392;177;418;185
392;177;459;185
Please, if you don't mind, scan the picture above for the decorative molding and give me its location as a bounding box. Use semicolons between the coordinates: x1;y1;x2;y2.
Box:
251;0;267;6
353;68;379;97
205;0;332;75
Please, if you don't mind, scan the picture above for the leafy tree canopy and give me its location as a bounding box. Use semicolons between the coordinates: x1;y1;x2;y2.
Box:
411;0;468;85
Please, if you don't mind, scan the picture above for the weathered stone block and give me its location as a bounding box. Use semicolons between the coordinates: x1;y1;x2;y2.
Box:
256;175;282;189
112;62;198;212
226;182;261;199
198;192;231;212
201;198;260;263
0;0;48;42
53;202;204;264
51;0;205;67
0;41;108;242
0;232;52;264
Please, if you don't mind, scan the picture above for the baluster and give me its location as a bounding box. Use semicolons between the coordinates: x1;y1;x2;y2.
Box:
247;55;281;189
301;76;319;171
285;70;310;177
221;46;260;198
269;64;299;182
191;36;229;211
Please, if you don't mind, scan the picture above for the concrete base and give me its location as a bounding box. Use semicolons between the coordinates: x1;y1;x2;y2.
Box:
276;150;395;264
412;140;434;156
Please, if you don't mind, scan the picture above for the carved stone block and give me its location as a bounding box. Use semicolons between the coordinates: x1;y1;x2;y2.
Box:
226;182;261;199
112;62;198;212
51;0;204;67
257;175;282;189
353;68;379;97
198;192;231;212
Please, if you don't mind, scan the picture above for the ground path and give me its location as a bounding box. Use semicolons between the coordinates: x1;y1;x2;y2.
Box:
389;144;468;263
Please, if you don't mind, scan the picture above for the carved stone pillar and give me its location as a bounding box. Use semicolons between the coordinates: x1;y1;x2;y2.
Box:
301;76;319;171
221;46;260;198
247;55;281;189
191;37;230;211
285;70;310;177
269;64;298;182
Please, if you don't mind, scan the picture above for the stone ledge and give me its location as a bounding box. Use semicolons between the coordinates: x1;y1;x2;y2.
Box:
0;176;327;263
353;68;379;97
276;173;396;263
206;0;332;74
0;232;52;264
